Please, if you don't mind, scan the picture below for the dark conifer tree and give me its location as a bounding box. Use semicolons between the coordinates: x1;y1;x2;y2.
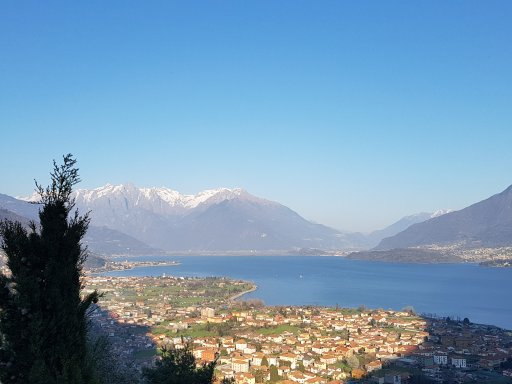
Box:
0;154;99;383
143;345;217;384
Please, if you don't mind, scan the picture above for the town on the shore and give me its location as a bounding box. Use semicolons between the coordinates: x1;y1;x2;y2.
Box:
85;275;512;384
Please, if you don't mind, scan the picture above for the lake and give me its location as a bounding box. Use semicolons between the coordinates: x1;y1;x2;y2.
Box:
101;256;512;330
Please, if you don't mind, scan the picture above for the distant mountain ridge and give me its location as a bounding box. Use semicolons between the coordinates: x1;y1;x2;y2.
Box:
44;183;359;252
9;184;457;254
364;210;453;248
376;185;512;250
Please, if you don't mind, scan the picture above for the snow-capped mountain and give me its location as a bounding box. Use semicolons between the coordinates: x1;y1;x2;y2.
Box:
22;183;259;215
74;183;256;210
21;183;354;252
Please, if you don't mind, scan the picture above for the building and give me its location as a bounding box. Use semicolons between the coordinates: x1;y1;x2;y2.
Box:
201;307;215;318
235;372;255;384
365;360;383;372
451;356;467;369
232;358;250;373
433;353;448;365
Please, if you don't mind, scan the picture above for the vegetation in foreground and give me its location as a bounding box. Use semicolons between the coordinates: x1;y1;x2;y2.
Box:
0;155;100;383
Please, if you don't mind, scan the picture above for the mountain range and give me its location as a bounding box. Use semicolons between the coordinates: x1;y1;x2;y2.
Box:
1;183;447;255
6;182;510;258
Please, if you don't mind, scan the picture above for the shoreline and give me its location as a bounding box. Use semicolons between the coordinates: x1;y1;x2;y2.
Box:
229;285;257;302
87;261;181;274
108;252;351;258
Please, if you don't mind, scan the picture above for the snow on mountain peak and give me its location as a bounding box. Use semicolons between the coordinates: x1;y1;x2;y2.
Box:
430;209;454;218
18;183;252;212
70;183;253;213
17;192;39;202
185;187;247;208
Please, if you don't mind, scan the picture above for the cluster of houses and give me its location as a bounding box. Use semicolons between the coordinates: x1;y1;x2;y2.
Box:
153;307;512;383
85;276;512;383
152;307;429;383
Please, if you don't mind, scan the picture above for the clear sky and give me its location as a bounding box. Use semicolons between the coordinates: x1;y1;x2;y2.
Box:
1;1;511;232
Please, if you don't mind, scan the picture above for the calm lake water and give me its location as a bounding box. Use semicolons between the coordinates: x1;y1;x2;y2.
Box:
101;256;512;330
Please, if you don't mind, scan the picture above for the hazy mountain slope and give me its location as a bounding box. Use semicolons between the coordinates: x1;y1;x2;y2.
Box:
0;195;157;256
84;226;161;256
156;198;349;251
365;210;453;247
376;185;512;250
0;193;40;220
0;208;32;226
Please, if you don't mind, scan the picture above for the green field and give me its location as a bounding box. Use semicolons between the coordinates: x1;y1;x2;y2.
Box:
253;324;301;335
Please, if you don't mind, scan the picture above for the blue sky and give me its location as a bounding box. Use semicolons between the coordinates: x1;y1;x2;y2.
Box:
1;1;511;232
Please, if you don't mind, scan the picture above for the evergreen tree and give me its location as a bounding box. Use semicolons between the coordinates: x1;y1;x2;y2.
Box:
143;345;216;384
269;365;279;382
0;154;99;383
